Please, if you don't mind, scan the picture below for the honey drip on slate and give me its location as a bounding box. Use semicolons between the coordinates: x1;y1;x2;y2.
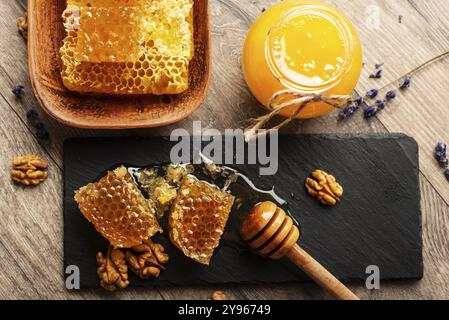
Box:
127;162;299;230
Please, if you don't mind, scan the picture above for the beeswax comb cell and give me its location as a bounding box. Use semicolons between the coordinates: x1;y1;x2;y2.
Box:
60;0;194;95
74;166;162;248
169;175;235;265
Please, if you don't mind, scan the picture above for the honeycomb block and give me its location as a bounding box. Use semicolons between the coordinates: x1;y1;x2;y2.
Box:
169;175;235;265
60;0;194;95
74;166;162;248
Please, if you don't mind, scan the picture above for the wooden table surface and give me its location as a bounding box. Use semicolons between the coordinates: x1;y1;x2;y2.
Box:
0;0;448;300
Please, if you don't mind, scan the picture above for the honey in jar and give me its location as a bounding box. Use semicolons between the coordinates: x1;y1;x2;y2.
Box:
242;0;362;119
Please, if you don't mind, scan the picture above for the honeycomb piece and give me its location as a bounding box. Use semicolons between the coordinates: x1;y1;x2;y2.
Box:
60;0;194;95
169;175;235;265
75;5;148;63
74;166;162;248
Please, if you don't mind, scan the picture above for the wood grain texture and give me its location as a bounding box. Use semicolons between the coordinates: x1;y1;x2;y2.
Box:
336;0;449;206
0;0;448;299
27;0;211;129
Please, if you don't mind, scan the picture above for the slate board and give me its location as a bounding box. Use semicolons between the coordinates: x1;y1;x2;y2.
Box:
63;134;423;288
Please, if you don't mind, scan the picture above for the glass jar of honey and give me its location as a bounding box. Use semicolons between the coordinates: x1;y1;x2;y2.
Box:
242;0;362;119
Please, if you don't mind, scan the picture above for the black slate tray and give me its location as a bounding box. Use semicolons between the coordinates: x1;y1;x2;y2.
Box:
63;134;423;288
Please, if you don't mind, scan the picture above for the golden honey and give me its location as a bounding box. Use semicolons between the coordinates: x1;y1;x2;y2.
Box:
169;175;235;265
242;0;362;118
60;0;194;95
75;5;148;63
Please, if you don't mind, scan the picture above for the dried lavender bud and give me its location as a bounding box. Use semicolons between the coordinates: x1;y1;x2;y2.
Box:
399;15;404;24
26;109;39;121
12;85;25;97
436;142;446;152
445;169;449;181
339;106;358;120
36;129;50;141
354;97;364;107
400;76;412;90
33;122;45;130
440;158;449;168
364;105;378;118
435;143;448;167
369;69;383;79
375;63;384;69
375;100;386;110
366;89;379;99
386;90;397;100
435;142;447;158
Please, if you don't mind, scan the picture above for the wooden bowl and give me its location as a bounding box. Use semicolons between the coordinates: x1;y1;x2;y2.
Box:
27;0;211;129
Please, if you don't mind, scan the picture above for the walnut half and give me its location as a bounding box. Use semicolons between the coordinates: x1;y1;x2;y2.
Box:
97;247;129;291
211;291;227;300
18;16;28;39
305;169;343;206
11;155;48;186
125;239;169;279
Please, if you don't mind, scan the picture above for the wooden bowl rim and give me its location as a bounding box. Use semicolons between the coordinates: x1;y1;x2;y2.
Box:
27;0;211;129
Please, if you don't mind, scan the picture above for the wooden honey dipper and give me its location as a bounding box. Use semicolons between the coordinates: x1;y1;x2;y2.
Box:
240;201;360;300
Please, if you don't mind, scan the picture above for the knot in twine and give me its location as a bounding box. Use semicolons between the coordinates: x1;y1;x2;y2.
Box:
244;90;354;142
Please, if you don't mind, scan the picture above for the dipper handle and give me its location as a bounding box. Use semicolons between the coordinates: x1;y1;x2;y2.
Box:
287;244;359;300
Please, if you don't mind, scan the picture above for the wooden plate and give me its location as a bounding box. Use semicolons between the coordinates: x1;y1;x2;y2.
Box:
27;0;210;129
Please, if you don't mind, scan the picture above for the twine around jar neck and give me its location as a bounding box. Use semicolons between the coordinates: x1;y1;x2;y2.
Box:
244;90;353;142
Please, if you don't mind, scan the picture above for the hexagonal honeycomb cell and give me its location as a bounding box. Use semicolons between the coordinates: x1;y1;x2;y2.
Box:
74;166;162;248
169;175;235;265
60;0;194;95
